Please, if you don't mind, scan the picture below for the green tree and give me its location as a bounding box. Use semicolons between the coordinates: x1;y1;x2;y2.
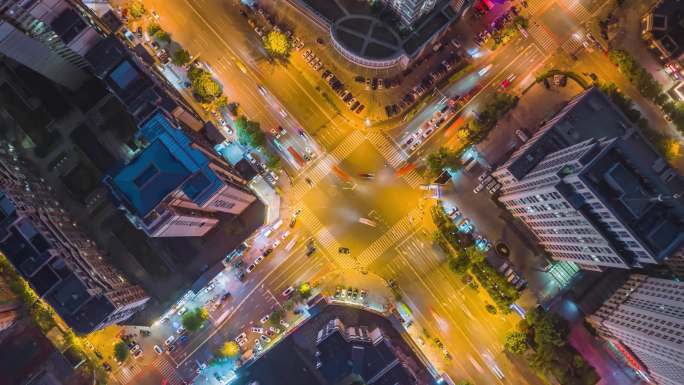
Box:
147;23;162;37
181;307;209;332
299;282;312;299
235;116;266;148
426;146;462;177
485;303;497;314
154;30;171;44
449;252;470;274
190;71;221;103
114;341;129;362
218;341;240;358
263;30;291;58
172;49;191;67
129;1;146;19
504;331;528;355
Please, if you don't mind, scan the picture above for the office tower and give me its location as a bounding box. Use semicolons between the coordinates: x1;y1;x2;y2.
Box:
0;0;101;90
588;274;684;385
492;88;684;271
0;148;149;334
384;0;438;26
105;111;256;238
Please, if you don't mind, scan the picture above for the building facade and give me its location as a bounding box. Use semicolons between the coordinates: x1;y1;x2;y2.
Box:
0;148;149;334
588;274;684;385
105;111;256;237
384;0;437;26
0;0;102;90
492;88;684;271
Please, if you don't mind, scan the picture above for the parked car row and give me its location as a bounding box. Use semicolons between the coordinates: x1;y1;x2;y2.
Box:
320;69;365;113
401;108;453;153
302;48;323;71
474;170;501;195
353;75;401;91
334;286;367;303
497;262;527;291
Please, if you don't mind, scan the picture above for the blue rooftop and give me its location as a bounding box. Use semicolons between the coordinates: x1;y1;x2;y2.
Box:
109;112;223;216
110;60;141;90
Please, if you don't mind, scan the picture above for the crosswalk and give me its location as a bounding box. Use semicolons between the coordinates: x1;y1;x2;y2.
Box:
291;155;337;197
329;130;366;161
153;357;183;384
113;363;142;385
295;204;356;268
528;23;558;53
560;37;584;54
401;169;423;189
366;132;406;168
356;208;421;267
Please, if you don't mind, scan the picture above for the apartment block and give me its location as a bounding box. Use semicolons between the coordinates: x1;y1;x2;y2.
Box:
105;111;256;237
588;274;684;385
492;87;684;271
0;148;149;334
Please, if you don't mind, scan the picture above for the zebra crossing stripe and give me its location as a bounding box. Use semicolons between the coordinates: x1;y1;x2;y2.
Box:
329;130;365;161
401;170;423;189
560;37;583;53
366;132;406;168
528;24;558;53
355;208;421;266
291;155;336;197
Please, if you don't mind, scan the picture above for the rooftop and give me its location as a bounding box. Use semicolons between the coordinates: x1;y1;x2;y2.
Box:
109;112;223;216
644;0;684;59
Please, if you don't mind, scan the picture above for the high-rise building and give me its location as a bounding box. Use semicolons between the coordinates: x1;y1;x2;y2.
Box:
105;111;256;238
0;0;102;90
0;148;149;334
587;274;684;385
492;87;684;271
384;0;438;26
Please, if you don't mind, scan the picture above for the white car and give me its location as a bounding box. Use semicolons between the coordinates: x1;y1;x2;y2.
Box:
234;332;247;343
279;108;288;118
269;326;281;334
165;336;175;346
254;255;264;265
260;334;271;343
279;319;290;328
272;239;281;249
282;286;295;297
246;263;256;273
153;345;163;355
257;85;267;96
281;230;290;240
177;307;187;316
260;315;270;324
177;326;186;335
251;326;264;334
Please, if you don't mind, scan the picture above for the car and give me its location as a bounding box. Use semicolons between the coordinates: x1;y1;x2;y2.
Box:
166;343;177;353
473;183;485;194
282;286;295;297
263;248;273;256
254;27;264;37
272;239;281;248
359;290;367;301
177;335;189;345
365;78;371;90
441;60;452;71
236;271;246;281
221;292;232;302
422;127;434;138
165;336;175;346
485;179;498;190
269;326;281;334
251;326;265;334
278;108;288;118
177;326;186;335
279;319;290;328
235;332;247;342
103;362;112;372
132;348;143;359
246;263;256;273
305;247;316;256
478;171;490;182
303;49;311;59
237;338;247;347
339;90;350;100
260;334;271;343
177;307;187;316
151;10;160;20
346;97;356;107
488;183;502;194
260;315;270;324
254;339;262;351
254;255;264;265
352;288;359;300
515;129;529;142
346;288;352;298
355;104;365;113
450;38;462;48
281;230;290;240
313;61;323;71
338;247;351;254
377;78;384;89
408;140;422;153
351;101;360;110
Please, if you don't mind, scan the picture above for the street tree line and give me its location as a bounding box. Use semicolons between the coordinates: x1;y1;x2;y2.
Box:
431;206;520;313
505;308;599;385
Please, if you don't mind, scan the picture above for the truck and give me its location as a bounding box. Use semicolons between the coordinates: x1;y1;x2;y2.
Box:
287;146;306;167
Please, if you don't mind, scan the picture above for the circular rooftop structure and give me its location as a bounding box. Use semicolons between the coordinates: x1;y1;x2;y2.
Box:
330;15;404;69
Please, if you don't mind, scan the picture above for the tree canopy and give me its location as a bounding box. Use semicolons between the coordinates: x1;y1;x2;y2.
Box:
426;146;462;177
172;49;191;67
188;68;221;103
154;30;171;44
504;331;528;355
181;307;209;332
219;341;240;358
235;116;266;148
263;31;291;58
129;1;146;19
147;23;162;36
114;341;129;362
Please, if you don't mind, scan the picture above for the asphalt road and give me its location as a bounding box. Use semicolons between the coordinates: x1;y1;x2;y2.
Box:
103;0;644;385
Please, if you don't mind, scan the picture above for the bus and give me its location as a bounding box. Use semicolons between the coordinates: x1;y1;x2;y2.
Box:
287;146;305;167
